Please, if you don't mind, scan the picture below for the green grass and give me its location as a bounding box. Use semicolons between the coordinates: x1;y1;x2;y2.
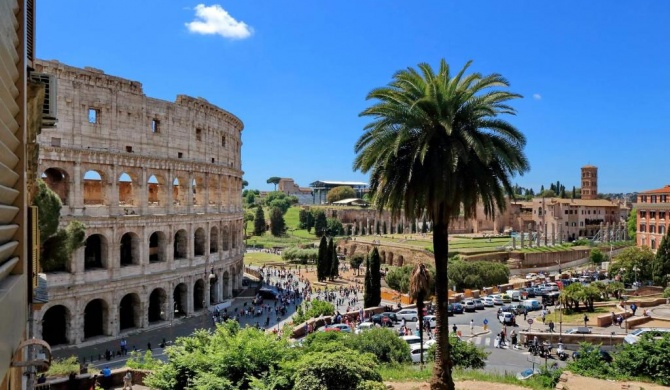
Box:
244;251;284;266
379;364;557;389
548;306;610;325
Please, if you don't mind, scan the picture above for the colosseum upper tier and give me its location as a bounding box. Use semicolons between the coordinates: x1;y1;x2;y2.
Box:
34;59;245;346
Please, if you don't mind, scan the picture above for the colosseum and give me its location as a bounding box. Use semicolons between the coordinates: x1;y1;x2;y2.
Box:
33;60;245;346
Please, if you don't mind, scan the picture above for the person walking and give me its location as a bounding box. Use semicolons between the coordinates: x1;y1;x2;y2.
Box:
548;320;555;333
583;314;589;328
511;330;518;349
122;370;133;390
470;319;474;334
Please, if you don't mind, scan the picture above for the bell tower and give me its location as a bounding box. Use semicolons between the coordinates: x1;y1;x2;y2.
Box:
581;165;598;200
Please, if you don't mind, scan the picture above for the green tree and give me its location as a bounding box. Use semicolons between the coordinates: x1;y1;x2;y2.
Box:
242;180;249;188
664;287;670;298
590;248;605;265
329;238;339;280
266;176;281;191
269;207;286;237
253;207;266;236
354;59;528;390
607;281;625;300
326;186;356;203
572;186;576;199
366;247;382;307
652;231;670;286
317;236;328;282
628;208;637;241
291;350;382;390
610;246;654;284
243;211;254;236
349;254;365;276
298;209;310;229
263;191;296;214
314;210;328;237
326;218;344;236
363;256;374;307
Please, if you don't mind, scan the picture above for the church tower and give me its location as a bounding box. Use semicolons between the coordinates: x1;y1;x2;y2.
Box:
581;165;598;200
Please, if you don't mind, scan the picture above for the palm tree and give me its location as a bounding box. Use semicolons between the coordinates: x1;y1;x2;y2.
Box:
409;263;432;367
354;59;529;390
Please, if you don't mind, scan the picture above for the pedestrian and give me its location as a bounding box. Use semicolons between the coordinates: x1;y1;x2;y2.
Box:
548;320;555;333
511;330;518;349
122;370;133;390
470;319;474;334
452;324;457;334
494;334;500;348
583;314;589;328
631;303;638;316
611;311;616;326
147;342;152;352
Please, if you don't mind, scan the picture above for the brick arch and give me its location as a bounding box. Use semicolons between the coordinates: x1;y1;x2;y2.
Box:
380;251;386;264
388;252;394;266
82;168;109;205
41;167;71;204
396;255;404;267
147;172;168;206
172;175;188;206
117;170;141;207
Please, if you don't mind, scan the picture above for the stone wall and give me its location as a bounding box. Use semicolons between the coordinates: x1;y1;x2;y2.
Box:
33;60;245;347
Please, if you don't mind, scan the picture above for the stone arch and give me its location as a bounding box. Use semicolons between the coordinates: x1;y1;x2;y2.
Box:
174;229;188;260
147;173;167;206
119;293;141;330
42;167;69;204
118;172;138;206
84;234;109;270
173;283;188;317
148;288;167;323
388;252;394;266
192;176;205;206
41;305;70;346
222;225;230;251
172;176;187;206
149;231;167;263
120;232;141;266
396;255;404;267
83;170;106;205
194;227;206;257
380;251;386;264
84;298;109;339
210;226;219;253
193;279;205;311
208;175;219;206
209;271;218;304
222;271;230;299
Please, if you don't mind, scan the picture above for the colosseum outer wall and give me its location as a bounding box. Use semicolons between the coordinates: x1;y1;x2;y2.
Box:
33;60;245;346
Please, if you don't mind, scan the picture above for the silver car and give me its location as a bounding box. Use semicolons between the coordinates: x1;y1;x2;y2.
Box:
473;299;485;310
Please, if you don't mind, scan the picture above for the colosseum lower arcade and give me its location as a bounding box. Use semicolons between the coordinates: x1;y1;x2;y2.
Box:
33;60;245;346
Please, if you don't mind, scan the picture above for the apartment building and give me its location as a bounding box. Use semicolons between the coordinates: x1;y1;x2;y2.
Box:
633;185;670;251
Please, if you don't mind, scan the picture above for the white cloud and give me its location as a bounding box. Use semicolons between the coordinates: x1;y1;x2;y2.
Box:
533;93;542;100
186;4;253;39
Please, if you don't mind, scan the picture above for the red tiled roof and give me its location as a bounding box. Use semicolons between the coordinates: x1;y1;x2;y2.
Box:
640;185;670;194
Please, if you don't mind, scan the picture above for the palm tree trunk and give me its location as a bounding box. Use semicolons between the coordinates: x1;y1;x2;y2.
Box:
430;218;455;390
417;291;425;367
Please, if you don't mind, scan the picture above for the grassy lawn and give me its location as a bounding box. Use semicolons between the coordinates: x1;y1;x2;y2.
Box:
379;364;554;390
547;306;611;325
243;251;284;266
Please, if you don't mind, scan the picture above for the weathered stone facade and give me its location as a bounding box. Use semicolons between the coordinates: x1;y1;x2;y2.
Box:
33;60;245;346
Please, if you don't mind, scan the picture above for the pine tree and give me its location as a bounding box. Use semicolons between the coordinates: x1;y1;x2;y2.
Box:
314;210;328;237
368;247;382;306
317;236;328;282
326;238;335;281
329;238;339;280
572;186;576;199
253;207;266;236
652;232;670;286
412;220;417;234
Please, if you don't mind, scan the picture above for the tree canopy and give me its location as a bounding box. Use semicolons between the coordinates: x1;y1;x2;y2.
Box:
266;176;281;191
253;207;266;236
269;207;286;237
326;186;356;203
627;208;637;241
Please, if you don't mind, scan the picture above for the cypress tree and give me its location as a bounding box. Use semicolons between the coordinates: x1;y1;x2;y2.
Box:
253;207;266;236
325;238;334;281
368;247;382;306
363;256;373;307
314;210;328;237
329;238;339;280
653;232;670;286
317;236;328;282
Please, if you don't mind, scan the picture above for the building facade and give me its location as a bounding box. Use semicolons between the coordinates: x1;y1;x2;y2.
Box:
633;185;670;251
33;60;245;346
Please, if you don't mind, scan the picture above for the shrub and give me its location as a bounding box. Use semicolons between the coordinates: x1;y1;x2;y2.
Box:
566;343;613;379
345;328;410;364
426;335;488;369
613;333;670;385
45;356;81;377
664;287;670;298
293;300;335;325
126;350;162;370
290;350;382;390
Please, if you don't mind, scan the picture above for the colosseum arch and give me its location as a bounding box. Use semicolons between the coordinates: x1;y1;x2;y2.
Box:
194;227;206;257
210;226;219;253
173;283;188;317
84;234;109;270
120;232;141;266
118;172;138;206
147;174;167;206
174;229;188;260
380;251;386;264
148;231;167;263
208;175;220;206
42;167;69;204
84;298;109;339
148;288;167;323
193;279;205;311
119;293;141;330
192;176;205;206
222;225;230;251
231;222;238;249
396;255;404;267
83;170;106;205
222;271;230;298
172;177;187;206
41;304;71;346
209;272;218;304
388;252;394;266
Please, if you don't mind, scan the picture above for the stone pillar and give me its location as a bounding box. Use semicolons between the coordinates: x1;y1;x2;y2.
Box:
186;278;194;316
109;165;119;216
140;167;148;215
110;302;119;337
204;173;210;214
520;227;525;249
187;172;194;214
551;223;556;246
72;162;82;213
167;285;175;321
204;278;211;309
544;223;548;246
166;169;173;215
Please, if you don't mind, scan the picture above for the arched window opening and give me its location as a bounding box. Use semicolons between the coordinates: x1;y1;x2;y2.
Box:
194;228;206;257
172;177;187;206
149;231;167;263
120;232;140;266
42;305;70;346
84;299;108;339
173;284;188;317
119;293;141;330
193;279;205;311
84;234;108;270
148;288;167;323
118;172;135;206
83;170;105;205
42;168;69;204
210;227;219;253
174;230;188;260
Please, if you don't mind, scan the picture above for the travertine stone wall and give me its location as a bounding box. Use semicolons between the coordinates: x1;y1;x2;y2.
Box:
33;60;245;345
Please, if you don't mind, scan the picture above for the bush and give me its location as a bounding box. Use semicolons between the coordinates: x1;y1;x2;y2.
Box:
45;356;81;377
664;287;670;298
293;300;335;325
566;343;613;379
290;350;383;390
426;335;488;369
126;350;163;370
613;333;670;385
345;328;410;364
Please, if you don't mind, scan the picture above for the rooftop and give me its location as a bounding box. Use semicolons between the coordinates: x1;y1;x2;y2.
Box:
639;185;670;195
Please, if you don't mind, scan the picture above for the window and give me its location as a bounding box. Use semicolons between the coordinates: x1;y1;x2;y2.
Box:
178;152;183;158
211;158;215;163
580;221;583;227
661;225;666;234
662;195;667;203
660;212;666;220
196;128;202;141
651;196;657;203
88;108;100;124
152;119;160;133
51;137;61;147
650;225;656;233
640;224;646;232
640;211;646;219
650;211;656;219
652;240;656;250
222;136;226;147
565;210;568;215
565;222;569;226
126;146;133;153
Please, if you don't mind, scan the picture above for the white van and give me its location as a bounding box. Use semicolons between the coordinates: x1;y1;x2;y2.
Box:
507;290;522;302
522;299;541;311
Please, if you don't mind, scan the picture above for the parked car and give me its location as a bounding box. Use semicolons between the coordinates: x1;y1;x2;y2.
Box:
482;297;495;307
490;295;504;305
257;288;279;300
522;299;542;311
473;299;485;310
507;290;522;302
400;335;423;347
624;328;670;344
410;345;433;363
564;327;591;335
371;312;397;327
498;311;516;326
463;300;476;312
501;294;512;303
396;309;419;322
324;324;352;333
526;273;538;280
447;304;454;316
355;322;376;334
451;303;465;314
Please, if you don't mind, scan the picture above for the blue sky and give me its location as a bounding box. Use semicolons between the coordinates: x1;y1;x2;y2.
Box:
37;1;670;194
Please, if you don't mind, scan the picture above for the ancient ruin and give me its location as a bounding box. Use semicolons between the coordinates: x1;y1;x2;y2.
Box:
33;60;245;345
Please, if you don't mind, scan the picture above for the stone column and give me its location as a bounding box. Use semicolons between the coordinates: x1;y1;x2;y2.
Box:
520;227;525;249
109;165;120;216
544;223;548;246
110;302;119;337
187;172;194;214
140;167;148;214
204;173;210;214
551;223;556;246
73;162;83;215
186;278;194;316
167;284;175;322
